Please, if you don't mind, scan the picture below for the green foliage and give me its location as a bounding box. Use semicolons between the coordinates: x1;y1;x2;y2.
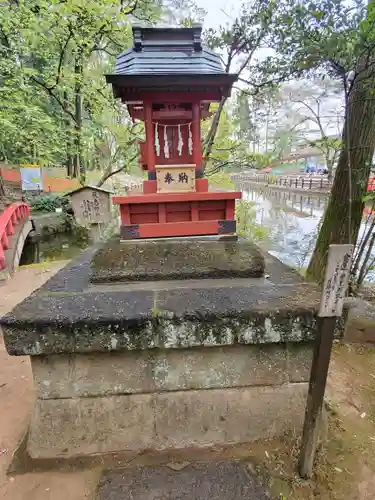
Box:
208;172;235;190
267;0;372;89
236;200;269;244
232;93;254;145
40;214;90;248
309;137;342;171
202;102;271;175
29;193;70;213
198;172;269;244
271;128;296;160
247;153;272;169
38;212;91;262
201;0;366;172
0;0;157;177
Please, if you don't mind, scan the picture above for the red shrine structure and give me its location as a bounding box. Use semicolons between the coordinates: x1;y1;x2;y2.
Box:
106;26;242;239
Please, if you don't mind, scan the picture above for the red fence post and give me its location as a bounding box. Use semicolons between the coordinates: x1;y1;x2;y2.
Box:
1;231;9;249
0;245;5;270
6;219;14;236
0;202;30;271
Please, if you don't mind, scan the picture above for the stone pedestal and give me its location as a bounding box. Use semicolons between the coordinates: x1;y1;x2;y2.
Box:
27;344;312;459
0;239;327;461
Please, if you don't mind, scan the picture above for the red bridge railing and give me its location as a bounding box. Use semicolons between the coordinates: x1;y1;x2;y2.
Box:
0;202;30;270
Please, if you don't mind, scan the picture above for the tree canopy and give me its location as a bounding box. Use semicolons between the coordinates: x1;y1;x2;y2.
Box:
0;0;159;180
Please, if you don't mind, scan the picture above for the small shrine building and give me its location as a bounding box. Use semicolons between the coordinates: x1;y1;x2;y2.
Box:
106;25;242;239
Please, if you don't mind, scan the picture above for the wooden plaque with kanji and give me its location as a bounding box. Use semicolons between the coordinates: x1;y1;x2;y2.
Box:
156;165;196;194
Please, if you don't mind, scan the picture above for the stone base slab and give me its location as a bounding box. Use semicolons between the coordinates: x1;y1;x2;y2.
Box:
27;383;308;459
90;239;265;283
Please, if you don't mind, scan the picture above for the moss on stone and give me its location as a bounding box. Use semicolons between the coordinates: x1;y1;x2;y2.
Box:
2;305;320;356
90;239;266;282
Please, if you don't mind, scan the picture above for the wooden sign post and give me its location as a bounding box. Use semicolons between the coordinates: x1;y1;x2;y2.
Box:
299;244;354;478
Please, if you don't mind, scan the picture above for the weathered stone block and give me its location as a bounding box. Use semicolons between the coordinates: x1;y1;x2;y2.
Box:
31;343;313;400
287;342;314;382
90;239;266;282
27;394;154;458
151;344;288;391
31;351;154;398
1;282;320;356
154;384;308;450
27;384;308;459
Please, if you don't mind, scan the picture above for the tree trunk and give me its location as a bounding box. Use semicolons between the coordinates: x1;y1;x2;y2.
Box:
66;141;73;177
97;153;138;187
326;157;333;182
63;91;73;177
306;59;375;284
0;176;6;201
32;142;37;163
265;102;271;153
74;55;84;182
94;144;101;171
202;97;227;169
265;114;269;153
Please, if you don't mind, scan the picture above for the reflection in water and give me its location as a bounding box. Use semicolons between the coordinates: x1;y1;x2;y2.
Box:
242;185;325;269
240;183;372;273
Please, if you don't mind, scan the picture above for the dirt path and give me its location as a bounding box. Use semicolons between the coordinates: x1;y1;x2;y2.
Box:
326;344;375;499
0;263;100;500
249;342;375;500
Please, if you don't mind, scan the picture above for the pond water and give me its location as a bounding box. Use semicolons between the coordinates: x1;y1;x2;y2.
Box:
239;183;374;276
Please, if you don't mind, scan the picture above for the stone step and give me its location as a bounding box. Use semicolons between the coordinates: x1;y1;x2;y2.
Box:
96;461;271;500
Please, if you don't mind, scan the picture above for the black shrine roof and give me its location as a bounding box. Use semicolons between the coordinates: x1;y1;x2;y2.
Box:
112;26;224;76
105;26;238;99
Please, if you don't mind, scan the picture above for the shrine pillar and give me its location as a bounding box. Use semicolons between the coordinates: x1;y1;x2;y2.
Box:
144;101;155;178
192;102;202;175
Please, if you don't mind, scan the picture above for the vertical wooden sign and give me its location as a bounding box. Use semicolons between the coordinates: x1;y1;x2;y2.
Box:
319;244;353;317
299;244;354;479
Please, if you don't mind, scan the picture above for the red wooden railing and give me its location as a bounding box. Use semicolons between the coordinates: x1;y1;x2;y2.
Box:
0;202;30;270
